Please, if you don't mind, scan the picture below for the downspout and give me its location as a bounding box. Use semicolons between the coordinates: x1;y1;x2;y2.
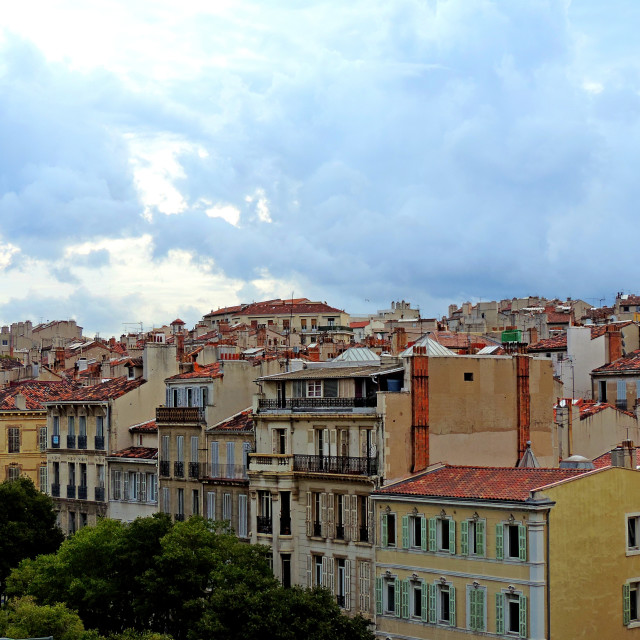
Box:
546;509;551;640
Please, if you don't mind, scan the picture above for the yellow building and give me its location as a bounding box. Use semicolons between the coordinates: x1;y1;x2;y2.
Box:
372;453;640;639
0;380;76;488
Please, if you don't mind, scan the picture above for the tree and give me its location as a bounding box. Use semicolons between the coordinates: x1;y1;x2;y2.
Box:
0;476;64;596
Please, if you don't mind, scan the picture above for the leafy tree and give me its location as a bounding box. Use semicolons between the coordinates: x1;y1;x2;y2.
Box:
0;476;64;596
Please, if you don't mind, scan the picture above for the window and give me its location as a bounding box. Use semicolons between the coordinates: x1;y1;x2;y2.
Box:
97;464;105;488
39;465;47;492
324;379;338;398
376;576;397;615
307;380;322;397
496;522;527;561
210;441;219;476
223;493;232;521
207;491;216;520
129;472;139;501
69;511;76;535
314;556;323;587
428;516;455;554
618;380;628;410
80;513;88;529
53;416;60;436
599;380;607;402
628;514;640;553
191;435;199;462
7;465;20;481
624;581;640;626
335;494;346;539
226;442;235;475
464;372;474;381
147;473;157;502
112;471;122;500
315;428;328;457
68;416;75;436
467;585;486;631
461;518;485;556
426;582;456;626
177;488;184;517
201;387;208;407
162;487;170;514
496;591;527;637
8;427;19;453
79;416;86;436
336;558;351;609
358;561;371;614
68;462;76;486
293;380;305;398
238;494;248;538
382;512;397;547
96;416;104;437
275;429;286;454
39;427;47;452
171;388;179;407
176;436;184;462
186;387;194;407
402;514;426;550
192;489;199;515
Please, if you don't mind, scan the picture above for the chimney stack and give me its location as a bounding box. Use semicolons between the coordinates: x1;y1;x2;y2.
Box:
605;325;623;364
611;439;635;469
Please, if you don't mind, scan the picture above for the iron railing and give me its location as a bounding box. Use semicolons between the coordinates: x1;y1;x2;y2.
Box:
95;487;105;502
208;463;248;480
156;407;205;424
51;483;60;497
293;455;377;476
257;516;272;534
66;484;76;499
78;485;88;500
258;397;376;411
174;461;184;478
359;526;370;543
51;435;60;449
318;325;353;333
188;462;200;478
67;435;76;449
94;436;105;450
280;517;292;536
335;524;345;540
77;435;87;450
175;513;185;522
159;461;170;477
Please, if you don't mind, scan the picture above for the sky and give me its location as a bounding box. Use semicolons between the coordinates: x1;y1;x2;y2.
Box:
1;0;639;337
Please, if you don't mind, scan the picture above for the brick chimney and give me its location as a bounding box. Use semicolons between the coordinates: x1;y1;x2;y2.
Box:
176;333;185;362
392;328;407;355
411;347;430;473
516;354;531;463
611;439;636;469
605;325;623;364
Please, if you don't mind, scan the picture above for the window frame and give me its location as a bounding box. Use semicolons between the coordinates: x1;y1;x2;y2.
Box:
466;584;487;632
496;590;527;637
7;427;20;454
624;579;640;627
628;514;640;556
496;521;527;562
461;517;486;557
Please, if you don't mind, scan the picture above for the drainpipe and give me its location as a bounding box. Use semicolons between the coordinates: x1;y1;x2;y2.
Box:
546;509;551;640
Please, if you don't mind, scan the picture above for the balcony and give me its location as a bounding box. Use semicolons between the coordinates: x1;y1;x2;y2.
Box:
248;454;293;473
207;463;249;480
159;461;171;477
95;487;105;502
257;397;376;413
293;455;378;476
51;435;60;449
67;435;76;449
257;516;272;534
51;483;60;497
175;513;185;522
78;435;87;450
317;325;353;333
156;407;205;424
66;484;76;499
78;485;88;500
280;516;292;536
174;461;184;478
94;436;105;450
188;462;200;479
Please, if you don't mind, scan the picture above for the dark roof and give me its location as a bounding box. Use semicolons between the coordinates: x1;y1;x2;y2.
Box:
208;408;253;432
375;465;590;502
109;447;157;460
261;364;401;381
59;376;146;402
592;350;640;375
166;362;223;381
205;299;344;318
0;381;79;411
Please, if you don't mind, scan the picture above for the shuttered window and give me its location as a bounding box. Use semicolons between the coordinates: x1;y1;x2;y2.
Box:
238;494;248;537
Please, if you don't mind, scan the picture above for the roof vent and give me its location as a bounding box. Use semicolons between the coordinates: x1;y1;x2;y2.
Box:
559;455;595;470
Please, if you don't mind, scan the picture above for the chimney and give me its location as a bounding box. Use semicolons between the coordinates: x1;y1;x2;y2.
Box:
15;393;26;411
257;327;266;347
606;325;623;364
529;327;538;345
516;354;531;463
411;347;430;473
176;334;185;362
392;328;407;355
611;439;636;469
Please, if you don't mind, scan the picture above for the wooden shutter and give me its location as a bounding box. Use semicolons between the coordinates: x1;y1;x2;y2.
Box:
323;428;329;456
165;387;171;406
321;556;328;587
496;523;504;560
306;492;312;536
469;588;477;630
327;493;335;539
381;513;388;547
421;582;428;622
449;519;456;555
328;557;335;594
272;430;278;454
360;562;370;613
123;473;129;500
495;592;505;634
428;583;437;623
343;495;351;541
449;585;456;626
401;579;409;619
461;520;469;555
344;560;351;610
238;494;248;538
477;520;485;555
477;588;485;631
306;555;312;588
421;516;427;551
429;517;437;551
320;493;327;537
394;579;401;617
367;497;375;544
519;594;527;638
140;473;147;502
350;495;358;540
375;576;383;615
207;491;215;520
624;584;631;625
402;515;409;549
518;524;527;561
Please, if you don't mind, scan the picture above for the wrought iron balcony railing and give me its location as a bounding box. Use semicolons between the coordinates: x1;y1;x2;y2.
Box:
293;455;378;476
67;484;76;499
95;486;105;502
317;325;353;333
156;407;205;424
257;516;272;534
67;435;76;449
51;435;60;449
174;461;184;478
258;397;376;411
78;485;88;500
51;483;60;497
188;462;200;479
280;516;292;536
175;513;185;522
359;525;370;543
94;436;105;450
159;461;171;477
78;435;87;450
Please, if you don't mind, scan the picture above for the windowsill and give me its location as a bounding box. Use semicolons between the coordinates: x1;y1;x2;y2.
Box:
355;540;372;546
310;536;325;541
628;621;640;629
627;548;640;557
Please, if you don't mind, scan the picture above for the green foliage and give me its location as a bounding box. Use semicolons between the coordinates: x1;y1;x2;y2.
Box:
0;476;64;595
0;596;86;640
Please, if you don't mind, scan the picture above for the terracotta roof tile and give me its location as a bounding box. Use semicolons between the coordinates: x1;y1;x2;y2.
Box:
166;362;223;381
376;465;589;502
592;350;640;375
528;334;567;351
129;419;157;433
578;400;636;420
593;449;640;469
208;408;253;432
109;446;158;460
59;376;146;401
205;299;344;317
0;380;79;411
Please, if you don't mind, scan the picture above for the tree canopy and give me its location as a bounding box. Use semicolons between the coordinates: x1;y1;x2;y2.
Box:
0;476;64;596
7;515;374;640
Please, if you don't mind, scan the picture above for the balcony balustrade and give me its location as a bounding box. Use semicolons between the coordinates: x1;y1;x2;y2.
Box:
258;397;376;412
95;486;105;502
94;436;105;450
247;454;293;473
280;516;292;536
78;485;88;500
207;463;249;480
66;484;76;499
175;513;185;522
188;462;200;479
77;435;87;450
293;455;377;476
67;435;76;449
257;516;272;534
159;461;171;477
317;325;353;333
51;435;60;449
174;461;184;478
156;407;205;424
51;483;60;497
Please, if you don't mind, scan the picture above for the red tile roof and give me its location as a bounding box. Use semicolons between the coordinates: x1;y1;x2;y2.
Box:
350;321;369;328
592;350;640;375
0;381;79;411
171;318;185;325
129;419;157;433
109;447;157;460
0;358;24;371
376;465;589;502
166;362;222;380
579;401;636;420
60;376;146;401
209;408;253;432
528;334;567;352
205;299;344;318
592;448;640;469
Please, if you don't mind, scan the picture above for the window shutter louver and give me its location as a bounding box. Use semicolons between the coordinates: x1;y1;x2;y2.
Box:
323;428;329;456
402;515;409;549
449;585;456;626
461;520;469;555
518;523;527;561
350;495;358;540
421;516;427;551
306;556;312;588
210;442;219;477
367;497;375;544
344;560;351;610
321;556;328;587
495;593;505;635
428;583;437;623
394;579;401;617
328;557;335;594
421;581;428;622
519;594;527;638
362;562;370;613
140;474;146;502
306;492;312;536
238;495;247;537
343;494;351;541
375;576;383;615
320;493;327;537
624;584;631;625
165;387;171;406
123;473;129;501
402;579;409;619
449;519;456;554
382;514;388;547
469;588;476;630
327;493;335;539
496;523;504;560
477;520;485;555
429;517;437;551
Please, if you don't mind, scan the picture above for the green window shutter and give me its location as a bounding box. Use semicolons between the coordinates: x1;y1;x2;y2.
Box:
477;588;486;631
429;583;437;623
395;579;402;618
421;583;428;622
477;520;485;556
518;523;527;562
402;579;410;619
421;516;428;551
624;583;631;625
449;585;456;627
519;594;527;638
496;592;505;635
460;520;469;555
375;577;383;615
429;517;437;552
449;519;456;555
382;514;388;548
402;515;409;549
469;588;477;630
496;523;504;560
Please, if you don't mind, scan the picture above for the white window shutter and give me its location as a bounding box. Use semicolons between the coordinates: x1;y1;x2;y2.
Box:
321;556;328;587
343;495;351;541
350;494;358;541
327;493;335;539
306;491;312;536
367;497;375;544
320;493;327;537
328;557;335;594
344;559;351;610
238;494;248;537
323;429;330;456
306;555;312;588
